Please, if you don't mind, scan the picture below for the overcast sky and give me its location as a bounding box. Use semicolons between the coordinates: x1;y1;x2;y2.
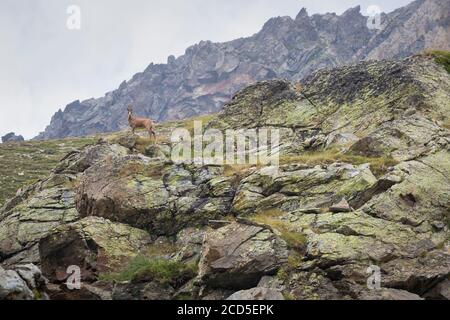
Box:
0;0;413;139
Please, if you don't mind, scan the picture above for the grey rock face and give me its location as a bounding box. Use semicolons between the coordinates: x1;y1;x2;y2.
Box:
35;0;450;140
0;264;48;300
1;132;24;143
197;223;288;290
227;287;285;300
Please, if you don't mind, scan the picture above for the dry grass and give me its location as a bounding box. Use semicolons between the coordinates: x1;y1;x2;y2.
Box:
279;149;398;177
118;161;166;179
0;136;96;207
134;136;170;154
443;119;450;130
251;209;307;251
142;242;178;258
184;114;217;134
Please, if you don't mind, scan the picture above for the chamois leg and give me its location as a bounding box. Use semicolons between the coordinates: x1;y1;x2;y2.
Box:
149;129;156;142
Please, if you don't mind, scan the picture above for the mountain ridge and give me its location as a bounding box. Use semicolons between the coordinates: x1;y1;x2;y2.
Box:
35;0;450;140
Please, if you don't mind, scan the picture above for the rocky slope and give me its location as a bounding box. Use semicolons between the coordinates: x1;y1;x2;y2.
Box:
1;52;449;300
35;0;450;140
0;136;96;207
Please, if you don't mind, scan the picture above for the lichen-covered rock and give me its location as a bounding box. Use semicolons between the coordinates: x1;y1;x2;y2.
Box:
357;288;423;300
53;143;129;174
227;287;284;300
173;227;206;264
361;151;450;228
39;217;152;283
197;223;288;291
283;271;344;300
232;163;377;215
112;281;175;300
76;156;234;235
0;180;79;266
0;264;47;300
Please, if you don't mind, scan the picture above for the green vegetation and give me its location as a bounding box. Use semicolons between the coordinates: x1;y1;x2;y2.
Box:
184;114;217;134
251;209;307;251
279;149;398;177
276;268;289;282
426;50;450;74
99;256;198;286
282;292;295;300
0;136;96;207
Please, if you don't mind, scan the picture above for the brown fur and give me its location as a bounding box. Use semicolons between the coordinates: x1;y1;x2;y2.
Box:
127;105;156;139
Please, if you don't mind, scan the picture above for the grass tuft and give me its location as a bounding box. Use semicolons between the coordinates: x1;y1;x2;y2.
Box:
99;256;198;286
251;209;307;251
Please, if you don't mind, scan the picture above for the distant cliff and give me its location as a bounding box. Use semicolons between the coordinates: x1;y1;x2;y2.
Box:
35;0;450;140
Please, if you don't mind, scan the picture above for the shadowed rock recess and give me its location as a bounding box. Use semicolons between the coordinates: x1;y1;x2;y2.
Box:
35;0;450;140
1;53;450;300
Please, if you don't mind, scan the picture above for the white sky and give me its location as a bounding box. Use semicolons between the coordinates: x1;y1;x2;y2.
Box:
0;0;413;139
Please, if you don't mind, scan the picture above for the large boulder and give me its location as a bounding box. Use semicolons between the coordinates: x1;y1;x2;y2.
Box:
39;217;152;284
197;223;288;291
0;177;80;266
76;156;234;236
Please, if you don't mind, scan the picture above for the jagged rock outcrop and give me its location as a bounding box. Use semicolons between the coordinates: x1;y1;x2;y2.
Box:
35;0;450;140
0;264;48;300
1;133;24;143
1;53;449;300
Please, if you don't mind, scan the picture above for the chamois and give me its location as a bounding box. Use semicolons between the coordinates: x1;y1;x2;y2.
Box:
127;105;156;139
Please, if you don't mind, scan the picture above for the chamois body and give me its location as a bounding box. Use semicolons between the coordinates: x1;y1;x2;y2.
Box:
127;106;156;139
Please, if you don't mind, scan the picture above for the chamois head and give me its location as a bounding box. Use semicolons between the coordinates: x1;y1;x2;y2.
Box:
127;105;133;117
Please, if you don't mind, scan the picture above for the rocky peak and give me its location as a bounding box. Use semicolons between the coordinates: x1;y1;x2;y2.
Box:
294;8;309;21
